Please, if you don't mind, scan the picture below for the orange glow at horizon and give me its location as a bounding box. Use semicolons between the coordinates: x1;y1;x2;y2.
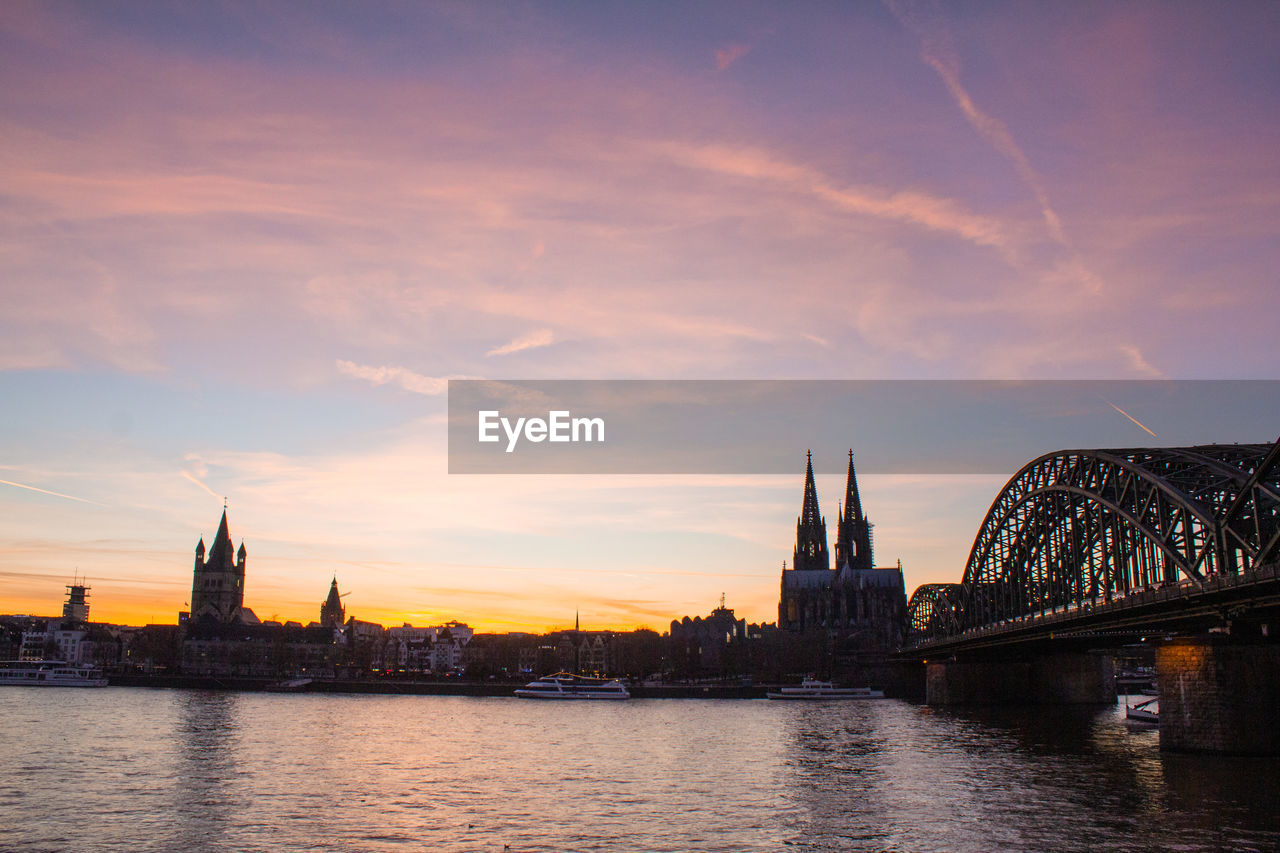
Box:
2;593;734;636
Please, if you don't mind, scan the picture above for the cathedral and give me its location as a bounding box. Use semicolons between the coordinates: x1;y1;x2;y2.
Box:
779;451;907;650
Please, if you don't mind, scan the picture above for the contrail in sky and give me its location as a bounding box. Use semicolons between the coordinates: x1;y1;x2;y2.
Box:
1106;401;1157;438
181;470;221;498
0;478;102;505
883;0;1066;245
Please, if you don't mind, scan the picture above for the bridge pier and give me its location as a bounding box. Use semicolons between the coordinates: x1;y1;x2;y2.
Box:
1157;636;1280;755
926;653;1114;705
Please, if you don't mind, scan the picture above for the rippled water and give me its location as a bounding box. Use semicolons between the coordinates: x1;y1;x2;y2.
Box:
2;688;1277;852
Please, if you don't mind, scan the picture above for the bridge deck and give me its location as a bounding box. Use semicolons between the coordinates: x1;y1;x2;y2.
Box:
904;561;1280;657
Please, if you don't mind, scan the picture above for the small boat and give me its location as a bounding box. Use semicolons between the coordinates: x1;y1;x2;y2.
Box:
264;677;313;692
767;678;885;700
0;660;108;687
1125;697;1158;724
514;672;630;700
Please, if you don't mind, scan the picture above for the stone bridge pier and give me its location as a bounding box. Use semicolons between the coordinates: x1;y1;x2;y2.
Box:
925;652;1114;706
1157;635;1280;755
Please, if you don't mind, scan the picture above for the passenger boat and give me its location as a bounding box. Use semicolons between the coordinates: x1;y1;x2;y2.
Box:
514;672;630;700
766;678;884;700
1125;697;1158;724
0;660;108;687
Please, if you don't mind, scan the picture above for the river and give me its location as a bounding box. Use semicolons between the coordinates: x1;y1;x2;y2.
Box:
2;688;1277;851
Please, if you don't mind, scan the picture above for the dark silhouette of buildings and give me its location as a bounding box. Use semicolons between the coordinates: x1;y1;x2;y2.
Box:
669;597;757;675
779;451;906;651
2;581;121;667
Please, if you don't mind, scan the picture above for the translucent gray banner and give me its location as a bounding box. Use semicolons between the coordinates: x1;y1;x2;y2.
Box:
447;380;1279;474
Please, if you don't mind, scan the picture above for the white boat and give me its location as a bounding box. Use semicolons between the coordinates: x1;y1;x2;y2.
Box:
0;660;108;688
514;672;630;700
767;678;884;700
1125;697;1158;724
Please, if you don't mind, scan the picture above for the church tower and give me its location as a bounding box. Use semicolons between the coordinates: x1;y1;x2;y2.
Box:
834;450;874;572
321;577;345;628
190;509;246;624
792;450;830;572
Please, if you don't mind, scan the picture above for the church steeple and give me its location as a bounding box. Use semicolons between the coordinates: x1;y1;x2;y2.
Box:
321;576;345;628
190;508;246;624
793;450;830;572
206;509;233;570
835;449;873;571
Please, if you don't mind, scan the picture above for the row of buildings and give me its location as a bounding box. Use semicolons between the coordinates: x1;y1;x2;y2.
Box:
0;581;120;667
4;449;907;681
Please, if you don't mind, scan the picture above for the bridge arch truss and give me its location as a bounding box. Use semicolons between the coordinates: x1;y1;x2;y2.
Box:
907;440;1280;644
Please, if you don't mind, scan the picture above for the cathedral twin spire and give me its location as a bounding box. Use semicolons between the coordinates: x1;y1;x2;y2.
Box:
793;451;829;572
792;450;872;573
834;449;873;572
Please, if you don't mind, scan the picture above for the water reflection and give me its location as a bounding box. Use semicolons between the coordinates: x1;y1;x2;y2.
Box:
2;690;1278;852
776;700;1280;853
782;703;896;849
172;691;242;852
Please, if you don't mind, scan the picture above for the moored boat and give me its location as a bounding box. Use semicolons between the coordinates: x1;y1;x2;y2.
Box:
1125;697;1158;724
514;672;630;700
766;678;884;700
265;677;313;692
0;660;108;687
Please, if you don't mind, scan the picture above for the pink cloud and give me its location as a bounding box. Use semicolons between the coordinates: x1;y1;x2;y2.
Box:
653;141;1012;251
336;360;455;394
715;43;751;71
486;328;555;357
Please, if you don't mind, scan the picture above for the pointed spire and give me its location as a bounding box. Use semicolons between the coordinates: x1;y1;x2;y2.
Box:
321;575;345;627
793;450;829;572
575;610;580;631
843;449;864;523
835;449;872;571
195;537;205;555
206;509;233;568
799;450;822;527
324;577;342;608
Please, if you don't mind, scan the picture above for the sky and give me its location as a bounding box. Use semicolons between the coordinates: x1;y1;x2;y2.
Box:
2;1;1277;631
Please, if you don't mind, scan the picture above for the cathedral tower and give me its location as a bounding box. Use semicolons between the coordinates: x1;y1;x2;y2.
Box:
834;449;874;572
780;451;834;631
792;450;829;572
190;509;246;624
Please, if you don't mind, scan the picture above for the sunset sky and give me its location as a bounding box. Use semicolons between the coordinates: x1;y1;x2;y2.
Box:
2;1;1277;630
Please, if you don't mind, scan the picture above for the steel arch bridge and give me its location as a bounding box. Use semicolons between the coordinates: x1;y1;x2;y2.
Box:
906;439;1280;648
